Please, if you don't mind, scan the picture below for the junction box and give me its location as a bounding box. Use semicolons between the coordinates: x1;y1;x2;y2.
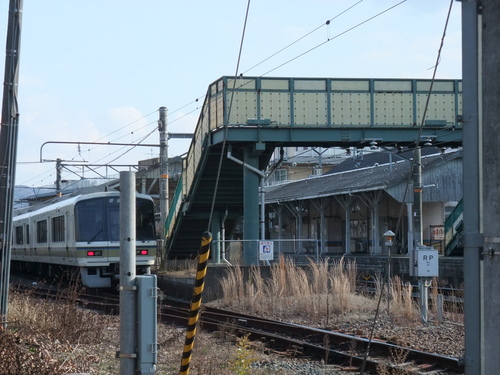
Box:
410;246;439;277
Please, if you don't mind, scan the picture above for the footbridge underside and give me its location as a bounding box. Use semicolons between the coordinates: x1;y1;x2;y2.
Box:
165;76;462;260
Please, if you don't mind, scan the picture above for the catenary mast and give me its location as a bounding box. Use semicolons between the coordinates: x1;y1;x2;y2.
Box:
0;0;23;327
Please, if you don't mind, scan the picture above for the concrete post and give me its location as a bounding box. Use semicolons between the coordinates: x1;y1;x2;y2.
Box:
462;1;482;373
480;0;500;372
119;171;137;375
158;107;168;263
56;158;62;196
413;147;423;246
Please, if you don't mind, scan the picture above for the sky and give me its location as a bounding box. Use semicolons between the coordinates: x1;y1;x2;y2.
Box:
0;0;462;188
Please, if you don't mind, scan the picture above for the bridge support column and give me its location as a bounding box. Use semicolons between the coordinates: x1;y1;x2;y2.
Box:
243;146;260;265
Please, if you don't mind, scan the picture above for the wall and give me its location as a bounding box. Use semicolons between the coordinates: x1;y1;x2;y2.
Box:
157;255;464;302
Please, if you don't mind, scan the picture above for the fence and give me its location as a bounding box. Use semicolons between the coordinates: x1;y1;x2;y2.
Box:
212;239;319;265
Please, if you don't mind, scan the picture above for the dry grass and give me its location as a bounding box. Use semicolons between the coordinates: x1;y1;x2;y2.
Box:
387;275;420;324
158;258;198;276
4;283;305;375
214;256;377;324
9;286;108;344
2;283;114;374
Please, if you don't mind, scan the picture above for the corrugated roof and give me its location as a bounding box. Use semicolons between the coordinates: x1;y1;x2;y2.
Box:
265;149;462;203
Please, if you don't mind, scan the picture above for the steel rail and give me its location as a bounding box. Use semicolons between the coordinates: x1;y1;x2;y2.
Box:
162;301;464;374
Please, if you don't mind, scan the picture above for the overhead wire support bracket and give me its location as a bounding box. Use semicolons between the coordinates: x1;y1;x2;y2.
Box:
39;140;160;162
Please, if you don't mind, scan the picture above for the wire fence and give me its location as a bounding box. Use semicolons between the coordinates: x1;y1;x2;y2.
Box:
212;239;319;265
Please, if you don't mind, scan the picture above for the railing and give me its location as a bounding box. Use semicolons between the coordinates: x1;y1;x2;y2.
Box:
165;176;183;238
444;199;463;256
165;76;462;252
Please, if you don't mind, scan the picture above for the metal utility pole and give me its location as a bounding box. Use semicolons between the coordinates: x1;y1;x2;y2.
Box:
0;0;23;327
55;158;62;196
479;0;500;373
413;147;423;246
461;1;482;374
119;171;137;375
158;107;168;262
413;147;431;323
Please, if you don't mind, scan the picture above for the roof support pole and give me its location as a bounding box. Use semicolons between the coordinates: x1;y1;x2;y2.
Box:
359;191;384;255
271;204;285;252
335;195;356;255
311;198;330;254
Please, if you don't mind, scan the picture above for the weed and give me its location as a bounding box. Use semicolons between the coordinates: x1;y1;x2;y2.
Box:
229;334;257;375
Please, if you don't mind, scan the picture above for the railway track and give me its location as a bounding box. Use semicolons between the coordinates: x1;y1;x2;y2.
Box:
11;279;464;374
162;299;464;374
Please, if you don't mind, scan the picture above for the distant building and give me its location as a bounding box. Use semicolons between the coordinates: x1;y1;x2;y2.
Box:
264;147;462;256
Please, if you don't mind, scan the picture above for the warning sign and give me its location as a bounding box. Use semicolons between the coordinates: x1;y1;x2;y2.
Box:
259;241;274;261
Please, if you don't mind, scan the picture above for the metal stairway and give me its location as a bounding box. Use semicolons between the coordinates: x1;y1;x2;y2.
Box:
445;199;464;256
164;76;463;259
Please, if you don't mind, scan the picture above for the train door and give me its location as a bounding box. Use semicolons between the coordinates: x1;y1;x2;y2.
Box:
104;197;120;263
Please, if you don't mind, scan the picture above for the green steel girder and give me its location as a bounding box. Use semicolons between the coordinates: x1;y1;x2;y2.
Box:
210;126;462;149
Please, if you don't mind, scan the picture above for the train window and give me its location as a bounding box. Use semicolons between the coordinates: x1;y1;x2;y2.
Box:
36;220;47;243
136;199;156;241
26;224;30;244
52;215;65;242
15;226;23;245
75;198;105;242
107;207;119;242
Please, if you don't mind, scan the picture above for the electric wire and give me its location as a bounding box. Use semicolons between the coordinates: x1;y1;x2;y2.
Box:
92;109;158;144
360;1;455;371
261;0;407;77
206;0;251;232
42;1;403;182
241;0;364;75
58;104;199;179
83;0;394;171
20;0;428;186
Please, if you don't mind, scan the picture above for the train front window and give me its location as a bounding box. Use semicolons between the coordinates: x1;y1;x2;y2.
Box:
75;198;105;242
136;198;155;241
107;207;120;241
75;196;156;242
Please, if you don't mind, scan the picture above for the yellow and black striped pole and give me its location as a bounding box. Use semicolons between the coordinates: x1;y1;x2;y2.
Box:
179;231;212;375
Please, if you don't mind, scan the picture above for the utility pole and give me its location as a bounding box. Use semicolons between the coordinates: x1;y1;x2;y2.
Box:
413;147;430;323
0;0;23;327
413;147;423;246
479;0;500;373
461;1;482;374
119;171;137;375
55;158;62;196
158;107;168;262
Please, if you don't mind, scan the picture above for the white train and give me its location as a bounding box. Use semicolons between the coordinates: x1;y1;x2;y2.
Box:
11;191;157;288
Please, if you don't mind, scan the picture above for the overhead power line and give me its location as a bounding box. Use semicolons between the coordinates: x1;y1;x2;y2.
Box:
242;0;364;75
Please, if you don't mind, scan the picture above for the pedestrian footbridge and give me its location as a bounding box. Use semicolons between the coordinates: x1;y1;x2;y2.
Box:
165;76;462;261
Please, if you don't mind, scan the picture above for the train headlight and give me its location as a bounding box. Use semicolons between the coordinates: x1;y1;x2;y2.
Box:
87;250;102;257
136;250;148;255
